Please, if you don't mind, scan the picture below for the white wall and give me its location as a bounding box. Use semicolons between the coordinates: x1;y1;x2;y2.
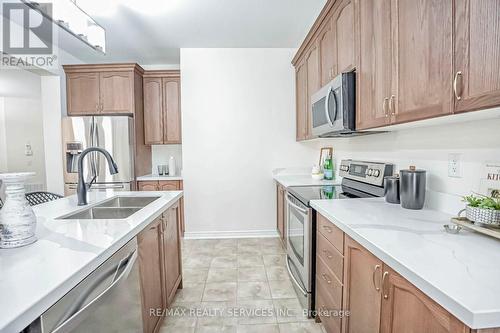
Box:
181;48;500;238
181;48;321;237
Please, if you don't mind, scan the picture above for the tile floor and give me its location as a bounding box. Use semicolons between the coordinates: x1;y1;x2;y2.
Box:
159;237;325;333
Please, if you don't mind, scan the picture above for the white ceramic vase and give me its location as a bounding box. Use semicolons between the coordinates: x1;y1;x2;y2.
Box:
0;172;37;248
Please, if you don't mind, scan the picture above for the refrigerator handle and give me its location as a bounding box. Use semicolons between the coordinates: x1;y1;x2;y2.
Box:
94;118;100;177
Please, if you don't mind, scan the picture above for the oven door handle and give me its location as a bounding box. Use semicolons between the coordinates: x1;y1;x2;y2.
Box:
286;194;308;215
286;256;308;297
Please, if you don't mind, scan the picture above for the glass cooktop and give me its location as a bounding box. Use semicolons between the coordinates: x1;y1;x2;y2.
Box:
287;183;379;207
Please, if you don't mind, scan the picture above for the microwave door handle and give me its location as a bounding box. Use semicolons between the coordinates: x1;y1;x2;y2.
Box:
325;87;337;126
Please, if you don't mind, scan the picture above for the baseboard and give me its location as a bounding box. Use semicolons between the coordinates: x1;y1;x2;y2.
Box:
183;229;280;239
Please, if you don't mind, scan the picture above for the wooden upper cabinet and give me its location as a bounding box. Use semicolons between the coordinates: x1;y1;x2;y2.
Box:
355;0;393;130
144;78;164;144
162;78;182;144
295;60;308;141
342;236;383;333
334;0;355;74
66;73;100;115
137;218;164;333
306;45;320;139
319;18;336;86
392;0;453;124
454;0;500;113
64;64;143;116
380;266;469;333
99;72;134;114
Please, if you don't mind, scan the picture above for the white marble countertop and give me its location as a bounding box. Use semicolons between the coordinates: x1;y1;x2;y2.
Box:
272;168;338;188
136;174;183;181
311;197;500;329
0;190;183;333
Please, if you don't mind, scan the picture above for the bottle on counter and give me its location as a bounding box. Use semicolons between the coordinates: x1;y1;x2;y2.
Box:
323;152;334;180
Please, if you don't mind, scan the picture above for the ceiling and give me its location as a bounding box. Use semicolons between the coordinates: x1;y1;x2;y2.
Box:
75;0;327;65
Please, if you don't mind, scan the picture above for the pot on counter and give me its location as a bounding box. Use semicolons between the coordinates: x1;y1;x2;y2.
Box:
400;166;426;210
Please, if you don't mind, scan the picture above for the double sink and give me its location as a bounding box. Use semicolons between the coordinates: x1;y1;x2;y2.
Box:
59;196;160;220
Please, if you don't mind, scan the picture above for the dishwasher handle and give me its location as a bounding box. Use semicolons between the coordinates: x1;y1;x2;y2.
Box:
52;250;138;333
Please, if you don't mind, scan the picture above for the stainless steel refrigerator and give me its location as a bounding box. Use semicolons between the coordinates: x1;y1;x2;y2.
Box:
62;116;135;195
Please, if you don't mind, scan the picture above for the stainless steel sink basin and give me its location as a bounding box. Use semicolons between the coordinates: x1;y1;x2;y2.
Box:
95;196;160;208
59;207;142;220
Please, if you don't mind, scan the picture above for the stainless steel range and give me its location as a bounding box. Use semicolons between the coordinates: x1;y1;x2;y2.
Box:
284;160;394;316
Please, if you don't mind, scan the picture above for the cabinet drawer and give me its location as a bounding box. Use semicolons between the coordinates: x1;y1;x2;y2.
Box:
317;214;344;254
316;255;342;308
317;231;343;281
316;276;342;333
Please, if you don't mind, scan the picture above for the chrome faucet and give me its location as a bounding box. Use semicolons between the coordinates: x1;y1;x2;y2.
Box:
77;147;118;206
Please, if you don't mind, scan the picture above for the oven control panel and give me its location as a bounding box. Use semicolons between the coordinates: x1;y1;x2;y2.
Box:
339;160;394;187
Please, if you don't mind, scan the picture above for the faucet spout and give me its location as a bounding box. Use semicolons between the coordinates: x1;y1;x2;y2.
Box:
77;147;118;206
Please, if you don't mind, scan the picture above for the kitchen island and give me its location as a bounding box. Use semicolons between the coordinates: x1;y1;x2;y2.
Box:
0;190;182;333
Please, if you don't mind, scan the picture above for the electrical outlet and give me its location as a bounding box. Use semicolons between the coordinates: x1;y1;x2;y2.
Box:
448;153;462;178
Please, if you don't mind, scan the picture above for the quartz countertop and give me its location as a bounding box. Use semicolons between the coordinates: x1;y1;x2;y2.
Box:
0;190;183;333
136;174;183;181
311;197;500;329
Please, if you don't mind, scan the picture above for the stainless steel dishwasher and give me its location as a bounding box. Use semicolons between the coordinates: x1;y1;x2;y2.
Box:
25;238;143;333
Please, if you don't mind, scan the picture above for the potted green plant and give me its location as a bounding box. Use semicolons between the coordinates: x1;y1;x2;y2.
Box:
461;194;500;227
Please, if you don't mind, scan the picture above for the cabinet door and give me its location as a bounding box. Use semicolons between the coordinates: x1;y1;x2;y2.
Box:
295;59;308;141
454;0;500;113
380;266;469;333
355;0;393;129
158;180;180;191
66;73;100;115
144;78;164;144
306;45;320;139
334;0;355;74
276;184;285;242
342;236;383;333
163;204;182;306
137;218;164;333
162;78;182;144
138;181;158;191
392;0;453;124
319;18;336;86
100;72;134;114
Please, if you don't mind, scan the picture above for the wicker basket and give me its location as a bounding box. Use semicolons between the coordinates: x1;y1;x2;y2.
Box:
459;205;500;227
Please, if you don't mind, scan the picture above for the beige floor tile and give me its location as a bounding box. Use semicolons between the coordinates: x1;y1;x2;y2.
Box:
265;266;290;281
236;299;276;325
262;254;286;267
203;282;237;301
210;256;238;268
268;280;297;299
238;267;268;282
184;254;214;268
236;323;279;333
237;255;265;267
207;268;238;283
184;268;209;284
196;325;237;333
237;281;272;300
278;322;324;333
260;245;286;255
272;298;309;323
174;284;205;302
237;244;262;256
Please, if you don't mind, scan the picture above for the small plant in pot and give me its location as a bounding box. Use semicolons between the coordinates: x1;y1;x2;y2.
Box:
461;194;500;227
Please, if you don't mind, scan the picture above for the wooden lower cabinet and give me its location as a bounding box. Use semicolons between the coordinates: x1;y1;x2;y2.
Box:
138;180;185;237
138;201;183;333
276;184;285;244
380;266;469;333
137;217;164;333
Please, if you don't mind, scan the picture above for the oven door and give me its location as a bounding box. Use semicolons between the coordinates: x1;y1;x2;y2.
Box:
285;193;312;294
311;76;344;137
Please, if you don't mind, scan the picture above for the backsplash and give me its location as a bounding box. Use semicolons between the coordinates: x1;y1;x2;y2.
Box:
151;144;183;176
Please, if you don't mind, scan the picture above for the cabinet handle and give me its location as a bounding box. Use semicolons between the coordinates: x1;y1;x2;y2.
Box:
372;264;381;291
382;271;389;299
321;273;332;284
383;97;389;117
322;249;333;259
389;95;396;116
322;225;332;233
453;71;463;100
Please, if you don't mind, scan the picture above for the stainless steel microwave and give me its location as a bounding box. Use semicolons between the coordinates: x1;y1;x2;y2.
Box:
311;72;355;137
